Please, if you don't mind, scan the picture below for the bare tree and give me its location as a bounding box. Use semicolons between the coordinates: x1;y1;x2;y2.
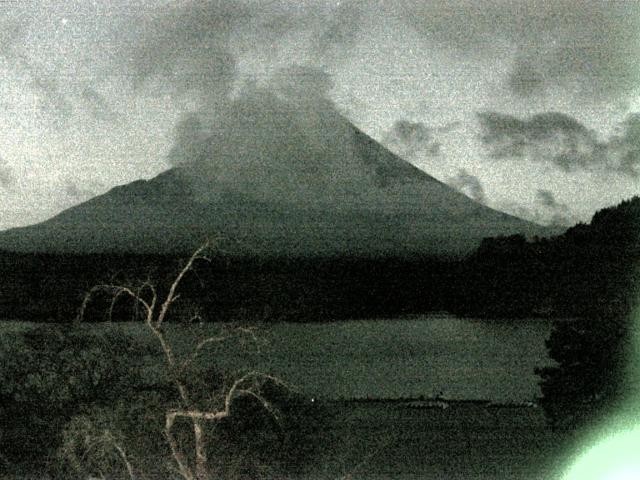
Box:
77;240;282;480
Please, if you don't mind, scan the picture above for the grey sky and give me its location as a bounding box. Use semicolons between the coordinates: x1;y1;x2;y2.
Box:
0;0;638;229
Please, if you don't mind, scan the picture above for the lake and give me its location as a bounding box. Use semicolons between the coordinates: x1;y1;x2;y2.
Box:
1;313;554;403
212;313;554;403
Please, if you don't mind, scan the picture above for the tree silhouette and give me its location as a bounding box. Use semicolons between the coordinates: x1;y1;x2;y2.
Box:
76;240;284;480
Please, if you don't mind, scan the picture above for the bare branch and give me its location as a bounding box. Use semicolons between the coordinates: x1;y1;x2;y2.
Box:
180;334;230;372
237;325;268;354
224;371;286;414
78;284;153;323
182;303;205;325
194;334;229;354
192;420;209;480
167;371;285;425
164;414;195;480
167;409;229;423
76;240;289;480
161;371;285;480
235;389;282;424
146;323;191;406
104;430;138;480
156;240;212;328
137;278;158;320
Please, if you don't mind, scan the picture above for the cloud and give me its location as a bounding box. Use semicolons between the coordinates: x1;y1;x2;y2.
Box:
122;0;246;101
535;189;574;226
117;1;366;106
477;110;596;168
0;18;71;117
307;1;366;67
80;86;118;122
436;121;462;134
536;189;558;209
477;111;640;177
166;64;382;204
1;52;73;124
104;2;391;203
499;201;537;224
507;57;545;97
270;64;335;100
0;20;22;56
400;0;640;102
447;169;486;204
499;189;575;227
29;72;73;122
0;17;75;126
111;0;633;106
5;1;361;131
0;156;14;189
608;113;640;177
479;111;591;144
64;179;102;202
382;120;441;159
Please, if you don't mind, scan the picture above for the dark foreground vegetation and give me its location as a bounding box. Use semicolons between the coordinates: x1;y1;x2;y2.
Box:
0;321;566;480
0;323;326;479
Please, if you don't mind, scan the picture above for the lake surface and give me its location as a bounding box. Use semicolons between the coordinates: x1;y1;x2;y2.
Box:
227;313;554;402
2;314;554;403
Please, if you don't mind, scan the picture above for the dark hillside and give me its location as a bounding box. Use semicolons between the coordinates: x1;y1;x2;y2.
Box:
453;197;640;319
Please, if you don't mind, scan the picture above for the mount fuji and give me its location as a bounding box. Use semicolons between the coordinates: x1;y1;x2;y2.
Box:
0;119;546;257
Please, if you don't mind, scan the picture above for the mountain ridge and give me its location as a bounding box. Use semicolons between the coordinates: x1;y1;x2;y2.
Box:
0;122;548;257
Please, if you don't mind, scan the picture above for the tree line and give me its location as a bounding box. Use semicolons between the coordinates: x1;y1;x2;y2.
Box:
1;199;637;325
0;251;456;323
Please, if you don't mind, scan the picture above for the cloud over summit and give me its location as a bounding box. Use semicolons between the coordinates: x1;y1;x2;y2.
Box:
165;64;375;205
123;0;244;101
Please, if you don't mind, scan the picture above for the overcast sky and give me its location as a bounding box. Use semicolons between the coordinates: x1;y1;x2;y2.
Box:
0;0;639;230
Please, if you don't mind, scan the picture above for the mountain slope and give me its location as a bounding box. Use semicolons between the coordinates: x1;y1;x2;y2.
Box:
0;123;547;257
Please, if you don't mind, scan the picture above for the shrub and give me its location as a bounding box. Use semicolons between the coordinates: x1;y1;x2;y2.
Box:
536;313;632;431
0;323;149;470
